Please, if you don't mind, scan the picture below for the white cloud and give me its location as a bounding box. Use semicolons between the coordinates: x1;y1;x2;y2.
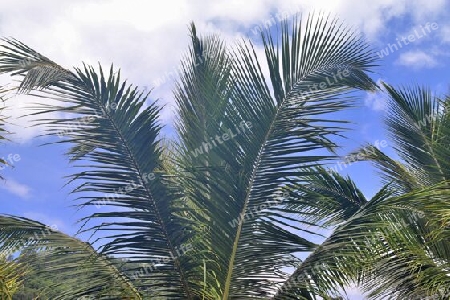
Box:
365;91;387;112
396;22;440;46
0;0;448;142
408;0;447;21
364;79;387;112
440;25;450;43
0;77;64;144
396;50;438;69
0;177;31;199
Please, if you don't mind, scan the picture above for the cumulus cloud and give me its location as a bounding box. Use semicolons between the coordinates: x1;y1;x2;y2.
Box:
365;91;387;112
440;25;450;43
0;0;448;142
395;50;438;69
0;177;31;199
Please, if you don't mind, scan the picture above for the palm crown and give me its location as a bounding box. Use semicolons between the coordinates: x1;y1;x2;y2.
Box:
0;14;449;300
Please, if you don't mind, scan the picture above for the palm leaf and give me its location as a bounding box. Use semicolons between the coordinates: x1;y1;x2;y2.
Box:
348;145;420;193
0;39;197;298
0;254;27;300
276;83;450;299
172;23;235;299
219;14;377;298
174;14;377;298
382;82;448;184
0;215;141;299
285;166;367;227
275;183;450;299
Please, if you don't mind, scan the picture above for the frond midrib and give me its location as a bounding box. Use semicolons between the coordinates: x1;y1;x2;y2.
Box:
222;69;328;298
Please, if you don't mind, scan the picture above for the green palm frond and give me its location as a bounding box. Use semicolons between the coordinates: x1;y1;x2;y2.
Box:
352;84;450;191
219;13;376;298
285;166;367;227
348;145;420;193
0;38;74;93
0;39;197;298
267;167;369;299
275;183;450;299
0;215;141;299
174;14;377;298
173;23;234;299
382;82;449;184
0;254;26;300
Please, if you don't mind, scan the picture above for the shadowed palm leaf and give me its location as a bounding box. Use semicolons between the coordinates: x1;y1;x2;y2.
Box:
0;39;197;298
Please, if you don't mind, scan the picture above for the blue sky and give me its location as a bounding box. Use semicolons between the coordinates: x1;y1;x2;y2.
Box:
1;0;450;298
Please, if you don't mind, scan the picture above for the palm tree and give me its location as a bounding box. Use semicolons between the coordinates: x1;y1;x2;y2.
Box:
0;14;447;299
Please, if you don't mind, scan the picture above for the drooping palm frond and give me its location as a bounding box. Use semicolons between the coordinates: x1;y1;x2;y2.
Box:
273;87;450;299
341;84;450;298
174;14;377;298
382;82;449;184
348;145;420;194
355;83;450;299
0;38;74;93
0;215;141;299
266;167;369;299
348;83;450;193
0;40;199;298
275;183;450;299
285;166;367;227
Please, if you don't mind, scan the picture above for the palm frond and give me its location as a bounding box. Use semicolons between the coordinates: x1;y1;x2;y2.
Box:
174;14;377;298
275;183;450;299
0;38;74;92
348;145;420;193
0;215;141;299
0;39;197;298
0;253;27;299
382;82;449;184
218;13;377;298
172;23;235;299
285;166;367;227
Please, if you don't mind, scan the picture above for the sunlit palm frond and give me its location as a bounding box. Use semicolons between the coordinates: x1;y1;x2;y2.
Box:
275;183;450;300
0;253;26;300
0;215;141;299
